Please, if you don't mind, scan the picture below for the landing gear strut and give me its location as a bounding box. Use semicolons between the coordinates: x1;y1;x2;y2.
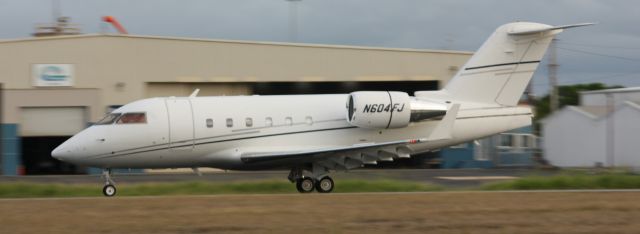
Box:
289;166;334;193
102;168;117;197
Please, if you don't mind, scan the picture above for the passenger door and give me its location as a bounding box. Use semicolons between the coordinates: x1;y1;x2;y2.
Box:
165;98;195;151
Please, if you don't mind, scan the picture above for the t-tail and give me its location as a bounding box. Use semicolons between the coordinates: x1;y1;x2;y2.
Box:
431;22;594;106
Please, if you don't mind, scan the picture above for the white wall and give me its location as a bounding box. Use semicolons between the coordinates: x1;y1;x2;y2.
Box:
612;104;640;167
544;103;640;168
543;108;606;167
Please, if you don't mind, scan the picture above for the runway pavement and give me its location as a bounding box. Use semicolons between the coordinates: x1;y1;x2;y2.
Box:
0;168;556;188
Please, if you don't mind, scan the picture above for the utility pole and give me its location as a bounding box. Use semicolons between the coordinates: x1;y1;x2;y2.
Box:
286;0;302;42
525;81;534;105
606;93;615;167
548;38;559;111
52;0;61;21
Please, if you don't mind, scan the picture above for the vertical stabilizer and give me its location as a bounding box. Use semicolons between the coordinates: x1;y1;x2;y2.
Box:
442;22;593;106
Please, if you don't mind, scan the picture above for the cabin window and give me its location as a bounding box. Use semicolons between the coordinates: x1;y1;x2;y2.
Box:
245;118;253;127
116;113;147;124
95;113;121;125
206;118;213;128
226;118;233;128
265;117;273;126
305;116;313;125
285;117;293;126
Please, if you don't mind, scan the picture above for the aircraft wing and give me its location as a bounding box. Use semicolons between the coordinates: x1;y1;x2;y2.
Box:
240;138;423;164
239;104;460;170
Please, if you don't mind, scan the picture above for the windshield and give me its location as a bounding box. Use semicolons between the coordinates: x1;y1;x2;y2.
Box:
95;113;121;125
116;113;147;124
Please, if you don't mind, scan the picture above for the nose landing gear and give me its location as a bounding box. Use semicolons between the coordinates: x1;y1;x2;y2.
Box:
102;168;117;197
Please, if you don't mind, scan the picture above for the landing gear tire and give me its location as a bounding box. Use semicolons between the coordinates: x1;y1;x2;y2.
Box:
103;184;117;197
296;177;315;193
102;168;117;197
315;176;334;193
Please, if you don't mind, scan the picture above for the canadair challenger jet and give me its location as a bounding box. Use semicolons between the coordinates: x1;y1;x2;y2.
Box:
52;22;592;196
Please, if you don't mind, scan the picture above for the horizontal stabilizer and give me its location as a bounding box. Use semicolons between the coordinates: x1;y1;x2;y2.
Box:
508;23;595;35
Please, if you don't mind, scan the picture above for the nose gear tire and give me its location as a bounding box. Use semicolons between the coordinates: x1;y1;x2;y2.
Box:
103;184;117;197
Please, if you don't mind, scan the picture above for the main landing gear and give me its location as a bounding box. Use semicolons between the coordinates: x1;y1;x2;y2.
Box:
289;167;335;193
102;168;117;197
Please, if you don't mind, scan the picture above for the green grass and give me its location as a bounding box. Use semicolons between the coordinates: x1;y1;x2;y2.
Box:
4;171;640;198
0;179;443;198
482;172;640;190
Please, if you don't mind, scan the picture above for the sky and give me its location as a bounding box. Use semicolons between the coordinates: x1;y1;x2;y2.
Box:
1;0;639;96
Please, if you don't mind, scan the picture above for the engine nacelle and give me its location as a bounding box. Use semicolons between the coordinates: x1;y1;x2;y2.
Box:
346;91;448;129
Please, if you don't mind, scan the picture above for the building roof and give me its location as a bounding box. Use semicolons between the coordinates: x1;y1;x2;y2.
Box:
572;106;609;118
580;87;640;95
543;101;640;123
0;33;473;55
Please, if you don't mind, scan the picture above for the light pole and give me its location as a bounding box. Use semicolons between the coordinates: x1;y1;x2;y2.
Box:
286;0;302;42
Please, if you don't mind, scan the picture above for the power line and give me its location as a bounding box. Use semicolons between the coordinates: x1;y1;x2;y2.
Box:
556;41;640;50
533;72;640;87
557;46;640;62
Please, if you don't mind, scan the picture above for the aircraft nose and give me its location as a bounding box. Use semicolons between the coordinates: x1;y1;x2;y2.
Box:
51;145;66;160
51;142;73;161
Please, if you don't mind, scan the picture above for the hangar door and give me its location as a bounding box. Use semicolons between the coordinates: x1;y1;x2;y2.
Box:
20;107;87;175
20;107;87;136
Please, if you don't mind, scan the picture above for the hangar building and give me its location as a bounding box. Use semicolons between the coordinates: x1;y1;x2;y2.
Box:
0;33;473;175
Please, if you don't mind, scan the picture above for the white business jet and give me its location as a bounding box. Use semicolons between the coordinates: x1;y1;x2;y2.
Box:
52;22;592;196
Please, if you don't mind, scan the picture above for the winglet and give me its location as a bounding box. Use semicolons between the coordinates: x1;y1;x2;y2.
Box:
508;23;595;35
189;89;200;98
426;104;460;141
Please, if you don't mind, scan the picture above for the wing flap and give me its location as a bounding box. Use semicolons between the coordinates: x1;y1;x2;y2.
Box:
240;139;420;164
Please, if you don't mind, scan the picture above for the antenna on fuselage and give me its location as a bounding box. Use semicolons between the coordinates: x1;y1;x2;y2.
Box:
189;89;200;98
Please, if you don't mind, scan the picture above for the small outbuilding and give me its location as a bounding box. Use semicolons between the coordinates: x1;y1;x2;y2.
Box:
542;87;640;167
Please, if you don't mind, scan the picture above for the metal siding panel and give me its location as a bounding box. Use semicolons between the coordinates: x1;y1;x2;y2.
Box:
20;107;86;136
1;124;21;175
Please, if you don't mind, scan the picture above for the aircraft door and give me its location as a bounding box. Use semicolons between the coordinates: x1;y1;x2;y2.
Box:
165;98;195;151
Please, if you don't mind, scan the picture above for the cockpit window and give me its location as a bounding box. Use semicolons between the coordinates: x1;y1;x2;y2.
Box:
95;113;121;125
116;113;147;124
